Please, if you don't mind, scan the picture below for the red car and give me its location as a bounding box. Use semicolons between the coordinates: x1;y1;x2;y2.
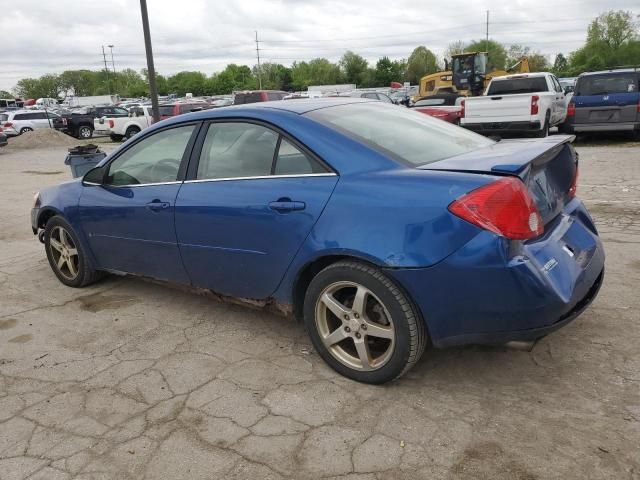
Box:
411;95;463;124
159;102;210;120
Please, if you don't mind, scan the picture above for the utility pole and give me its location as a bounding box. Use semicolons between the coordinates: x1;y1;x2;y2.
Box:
101;45;111;94
108;45;117;95
255;30;262;90
140;0;160;122
485;10;489;49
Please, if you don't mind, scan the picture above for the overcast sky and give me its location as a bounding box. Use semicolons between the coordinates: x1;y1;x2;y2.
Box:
1;0;637;91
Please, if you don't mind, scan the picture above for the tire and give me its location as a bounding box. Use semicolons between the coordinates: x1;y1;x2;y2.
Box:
534;112;550;138
125;126;141;139
303;260;426;384
109;133;124;142
20;127;33;134
43;216;103;288
77;125;93;139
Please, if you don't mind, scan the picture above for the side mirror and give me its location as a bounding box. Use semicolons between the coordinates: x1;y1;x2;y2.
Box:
83;165;106;185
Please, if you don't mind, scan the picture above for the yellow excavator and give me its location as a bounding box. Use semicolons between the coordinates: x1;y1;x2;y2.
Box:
418;52;530;98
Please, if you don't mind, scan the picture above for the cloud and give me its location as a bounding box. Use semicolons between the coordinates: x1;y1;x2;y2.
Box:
0;0;636;90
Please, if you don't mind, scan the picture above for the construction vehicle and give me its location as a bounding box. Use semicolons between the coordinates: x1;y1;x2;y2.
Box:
418;52;530;98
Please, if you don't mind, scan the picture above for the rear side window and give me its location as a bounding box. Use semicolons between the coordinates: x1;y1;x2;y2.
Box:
197;123;278;179
0;114;8;122
487;77;549;95
14;113;28;120
307;102;493;166
274;138;328;175
575;74;638;96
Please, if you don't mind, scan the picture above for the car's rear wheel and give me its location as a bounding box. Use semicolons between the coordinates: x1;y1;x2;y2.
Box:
44;216;102;288
125;126;141;139
20;127;33;134
77;126;93;139
304;261;426;384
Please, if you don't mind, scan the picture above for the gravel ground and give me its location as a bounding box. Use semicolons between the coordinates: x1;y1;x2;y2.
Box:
0;140;638;480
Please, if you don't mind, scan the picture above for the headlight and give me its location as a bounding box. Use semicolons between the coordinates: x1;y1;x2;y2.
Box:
33;192;41;208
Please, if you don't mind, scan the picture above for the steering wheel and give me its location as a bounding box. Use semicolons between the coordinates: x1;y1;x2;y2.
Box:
149;158;180;182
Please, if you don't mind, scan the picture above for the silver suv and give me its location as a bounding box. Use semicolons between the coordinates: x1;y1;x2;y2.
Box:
0;109;60;136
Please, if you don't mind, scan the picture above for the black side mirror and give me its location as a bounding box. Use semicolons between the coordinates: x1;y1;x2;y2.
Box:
83;165;106;185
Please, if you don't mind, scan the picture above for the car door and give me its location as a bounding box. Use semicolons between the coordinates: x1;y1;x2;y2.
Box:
78;123;199;283
550;75;566;124
174;121;338;299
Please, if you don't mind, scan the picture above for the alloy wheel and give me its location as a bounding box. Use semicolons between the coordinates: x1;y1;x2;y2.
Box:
48;226;79;280
315;281;395;371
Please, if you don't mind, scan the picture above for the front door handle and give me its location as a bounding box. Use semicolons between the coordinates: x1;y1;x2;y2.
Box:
269;200;306;212
146;200;170;211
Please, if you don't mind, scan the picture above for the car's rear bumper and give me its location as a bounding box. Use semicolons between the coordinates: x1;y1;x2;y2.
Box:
570;122;638;132
461;120;541;134
386;198;605;348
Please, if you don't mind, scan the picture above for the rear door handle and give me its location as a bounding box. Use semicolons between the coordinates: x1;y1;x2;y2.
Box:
269;200;306;212
146;200;170;211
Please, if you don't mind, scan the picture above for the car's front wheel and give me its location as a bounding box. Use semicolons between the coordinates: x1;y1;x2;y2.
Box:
304;261;426;384
44;216;102;288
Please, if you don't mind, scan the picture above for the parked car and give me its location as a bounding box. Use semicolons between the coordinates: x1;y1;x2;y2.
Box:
411;95;463;124
342;91;394;103
104;105;154;141
159;102;209;120
233;91;287;105
561;69;639;137
0;109;59;136
31;98;604;384
460;72;567;137
0;127;7;147
53;106;129;139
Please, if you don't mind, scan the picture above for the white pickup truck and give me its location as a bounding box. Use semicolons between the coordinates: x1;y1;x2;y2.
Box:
102;105;154;142
460;72;567;137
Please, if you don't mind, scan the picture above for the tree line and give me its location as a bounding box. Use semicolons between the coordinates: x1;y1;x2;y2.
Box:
2;10;637;101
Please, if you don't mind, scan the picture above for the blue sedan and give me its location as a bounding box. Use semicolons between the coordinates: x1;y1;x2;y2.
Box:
31;98;604;383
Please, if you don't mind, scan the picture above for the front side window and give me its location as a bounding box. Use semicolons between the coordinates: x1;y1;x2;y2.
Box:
106;125;195;186
307;102;493;166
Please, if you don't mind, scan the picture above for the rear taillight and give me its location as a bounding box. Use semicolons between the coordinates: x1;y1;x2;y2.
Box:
568;164;579;199
460;99;465;118
3;122;12;128
531;95;539;115
567;102;575;117
108;120;114;128
448;177;543;240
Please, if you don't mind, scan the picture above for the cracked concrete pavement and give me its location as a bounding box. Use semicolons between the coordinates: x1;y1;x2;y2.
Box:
0;140;639;479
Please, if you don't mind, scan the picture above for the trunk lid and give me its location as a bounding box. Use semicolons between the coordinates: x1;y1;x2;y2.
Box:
420;135;578;226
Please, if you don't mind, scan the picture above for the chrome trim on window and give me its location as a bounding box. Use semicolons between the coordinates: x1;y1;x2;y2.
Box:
183;173;338;184
103;180;183;188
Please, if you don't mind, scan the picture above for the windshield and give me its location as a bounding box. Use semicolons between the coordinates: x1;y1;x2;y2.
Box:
487;77;549;95
575;74;638;96
306;102;493;166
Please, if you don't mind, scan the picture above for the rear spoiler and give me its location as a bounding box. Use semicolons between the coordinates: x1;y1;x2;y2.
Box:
420;135;576;180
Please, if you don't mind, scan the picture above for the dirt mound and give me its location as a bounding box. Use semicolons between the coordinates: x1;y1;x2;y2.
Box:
7;128;79;149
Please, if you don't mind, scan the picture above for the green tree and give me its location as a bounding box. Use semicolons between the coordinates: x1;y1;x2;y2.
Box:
587;10;638;49
374;56;404;86
291;58;341;90
14;75;62;99
506;44;549;71
167;71;207;96
254;63;291;91
406;46;439;84
465;39;507;71
339;51;369;86
445;41;467;64
0;90;13;98
553;53;569;75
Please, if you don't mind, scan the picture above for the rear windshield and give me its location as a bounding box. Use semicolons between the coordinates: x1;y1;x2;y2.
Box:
267;92;285;101
306;102;493;166
159;105;175;116
234;93;263;105
487;76;549;95
575;74;638;96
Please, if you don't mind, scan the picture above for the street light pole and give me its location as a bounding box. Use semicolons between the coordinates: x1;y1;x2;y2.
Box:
139;0;160;122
